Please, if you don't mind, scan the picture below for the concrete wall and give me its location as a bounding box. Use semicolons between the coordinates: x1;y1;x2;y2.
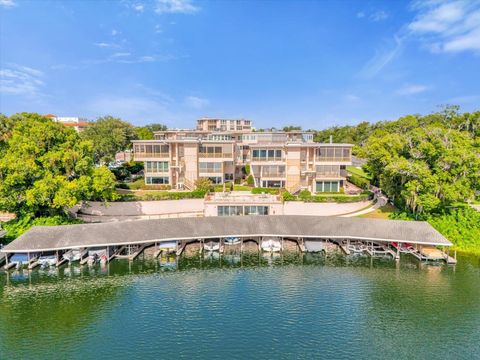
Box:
80;200;204;216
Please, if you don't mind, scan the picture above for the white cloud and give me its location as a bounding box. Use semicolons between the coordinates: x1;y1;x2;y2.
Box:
357;9;389;22
358;35;405;78
111;29;120;36
85;95;173;124
396;84;430;96
132;3;144;12
154;0;199;15
0;64;44;96
371;10;389;22
345;94;361;103
111;52;131;58
0;0;16;8
94;42;120;48
408;0;480;53
184;96;209;109
154;24;162;34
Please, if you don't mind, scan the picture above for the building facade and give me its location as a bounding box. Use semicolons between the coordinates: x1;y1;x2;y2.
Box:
132;119;352;193
45;114;89;132
196;117;253;132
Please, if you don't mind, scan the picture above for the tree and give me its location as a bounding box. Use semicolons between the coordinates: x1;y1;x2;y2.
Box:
81;115;136;164
194;177;213;192
0;113;118;217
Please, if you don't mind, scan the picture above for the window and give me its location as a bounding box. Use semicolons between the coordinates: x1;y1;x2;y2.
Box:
146;176;169;185
208;176;223;184
199;162;222;173
252;148;282;161
224;173;234;181
218;205;269;216
145;161;169;173
315;181;339;193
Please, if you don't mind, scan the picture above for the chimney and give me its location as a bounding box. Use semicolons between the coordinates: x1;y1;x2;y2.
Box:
329;135;333;144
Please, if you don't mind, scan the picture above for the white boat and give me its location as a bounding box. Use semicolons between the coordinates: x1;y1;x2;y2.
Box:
304;240;325;253
159;241;178;250
224;237;241;246
261;238;282;252
63;248;88;263
38;255;57;268
204;240;220;251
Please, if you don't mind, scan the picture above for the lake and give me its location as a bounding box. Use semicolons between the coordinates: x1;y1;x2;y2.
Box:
0;252;479;359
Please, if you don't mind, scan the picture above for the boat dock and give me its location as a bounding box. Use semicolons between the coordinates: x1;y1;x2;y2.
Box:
0;215;455;269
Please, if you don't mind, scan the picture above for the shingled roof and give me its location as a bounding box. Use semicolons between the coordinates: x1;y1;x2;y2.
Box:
1;215;451;253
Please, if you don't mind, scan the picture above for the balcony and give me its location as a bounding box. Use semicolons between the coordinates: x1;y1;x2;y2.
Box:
134;152;170;159
251;156;285;162
315;157;351;162
198;153;233;159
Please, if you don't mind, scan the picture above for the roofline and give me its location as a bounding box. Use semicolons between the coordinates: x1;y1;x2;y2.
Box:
0;234;450;254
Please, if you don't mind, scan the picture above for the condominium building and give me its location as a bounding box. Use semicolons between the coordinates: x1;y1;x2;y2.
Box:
132;119;352;193
196;117;253;132
45;114;89;132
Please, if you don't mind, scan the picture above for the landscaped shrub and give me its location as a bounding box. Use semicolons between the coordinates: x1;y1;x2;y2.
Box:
299;189;311;201
246;175;254;186
195;178;214;192
282;191;296;201
251;187;281;195
348;174;370;190
244;164;251;175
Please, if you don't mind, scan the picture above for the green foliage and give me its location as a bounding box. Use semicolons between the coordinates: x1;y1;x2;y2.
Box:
251;187;281;195
1;215;82;244
346;165;372;180
427;208;480;254
194;177;214;192
0;113;118;217
282;191;296;201
119;190;206;201
282;190;371;203
348;174;370;190
134;127;154;140
246;175;254;185
282;125;302;132
244;164;251;175
111;161;144;181
81;115;136;164
298;189;311;200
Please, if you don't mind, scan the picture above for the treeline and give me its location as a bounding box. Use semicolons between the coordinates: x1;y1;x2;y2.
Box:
316;106;480;215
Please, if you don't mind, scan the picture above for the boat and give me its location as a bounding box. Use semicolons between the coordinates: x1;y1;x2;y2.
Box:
261;237;282;252
159;241;178;251
86;247;109;265
224;237;241;246
7;253;29;270
348;241;367;254
391;242;414;253
304;240;325;253
37;255;57;268
63;248;88;263
204;240;220;251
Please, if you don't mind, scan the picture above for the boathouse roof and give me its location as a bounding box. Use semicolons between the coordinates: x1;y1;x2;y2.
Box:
1;215;451;253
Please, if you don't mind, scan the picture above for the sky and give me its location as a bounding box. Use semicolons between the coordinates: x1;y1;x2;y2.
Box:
1;0;480;129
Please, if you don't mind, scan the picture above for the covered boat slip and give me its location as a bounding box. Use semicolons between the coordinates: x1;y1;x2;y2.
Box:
1;216;453;263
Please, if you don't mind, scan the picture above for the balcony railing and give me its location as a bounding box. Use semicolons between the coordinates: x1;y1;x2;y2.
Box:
261;172;286;178
198;153;233;158
315;157;351;162
134;152;170;159
251;156;285;162
199;169;223;174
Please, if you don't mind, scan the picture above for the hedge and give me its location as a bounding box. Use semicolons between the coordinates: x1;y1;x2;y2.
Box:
347;174;370;190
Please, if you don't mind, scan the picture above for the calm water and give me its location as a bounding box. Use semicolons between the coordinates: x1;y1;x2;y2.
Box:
0;251;479;359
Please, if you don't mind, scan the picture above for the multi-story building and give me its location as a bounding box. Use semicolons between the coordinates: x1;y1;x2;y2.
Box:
45;114;89;132
132;119;352;193
196;117;253;132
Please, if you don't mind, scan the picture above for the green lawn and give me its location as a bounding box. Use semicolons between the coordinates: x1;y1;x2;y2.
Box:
347;165;372;180
357;203;398;219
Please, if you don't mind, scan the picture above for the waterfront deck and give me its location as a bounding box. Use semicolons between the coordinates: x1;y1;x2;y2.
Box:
1;215;451;255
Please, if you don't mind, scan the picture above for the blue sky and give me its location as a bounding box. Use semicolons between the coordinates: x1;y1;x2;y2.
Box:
1;0;479;129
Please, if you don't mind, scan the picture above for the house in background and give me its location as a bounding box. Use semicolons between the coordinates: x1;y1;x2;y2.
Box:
132;118;352;194
45;114;89;132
